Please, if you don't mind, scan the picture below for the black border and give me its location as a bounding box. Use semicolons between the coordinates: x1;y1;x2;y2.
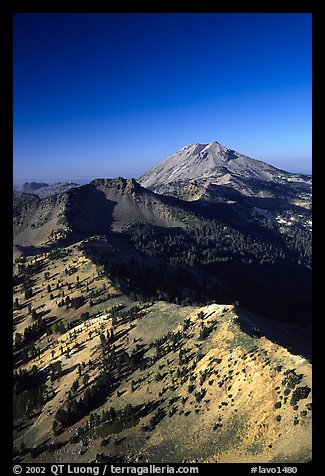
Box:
4;1;316;14
2;1;318;473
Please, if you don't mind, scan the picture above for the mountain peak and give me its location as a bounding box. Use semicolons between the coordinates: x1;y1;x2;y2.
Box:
90;177;144;196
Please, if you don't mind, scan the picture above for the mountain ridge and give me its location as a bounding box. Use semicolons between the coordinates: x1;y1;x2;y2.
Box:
13;178;198;247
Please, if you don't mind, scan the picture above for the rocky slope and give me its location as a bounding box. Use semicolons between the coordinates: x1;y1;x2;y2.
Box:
138;141;312;250
139;142;285;187
138;141;312;204
13;178;199;247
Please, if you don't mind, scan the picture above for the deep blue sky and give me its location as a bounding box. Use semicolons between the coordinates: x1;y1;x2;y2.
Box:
14;13;312;182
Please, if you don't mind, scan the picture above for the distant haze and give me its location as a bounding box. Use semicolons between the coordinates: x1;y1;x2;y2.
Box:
13;177;95;187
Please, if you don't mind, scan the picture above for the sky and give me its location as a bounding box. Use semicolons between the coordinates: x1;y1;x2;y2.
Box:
13;13;312;183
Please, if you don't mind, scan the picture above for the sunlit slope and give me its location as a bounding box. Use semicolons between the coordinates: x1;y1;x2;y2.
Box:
13;244;312;464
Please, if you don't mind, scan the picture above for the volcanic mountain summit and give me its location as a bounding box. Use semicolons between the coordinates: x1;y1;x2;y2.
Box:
138;141;311;200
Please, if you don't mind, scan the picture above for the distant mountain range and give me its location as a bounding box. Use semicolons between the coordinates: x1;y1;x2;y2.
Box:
14;181;80;198
138;141;311;202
